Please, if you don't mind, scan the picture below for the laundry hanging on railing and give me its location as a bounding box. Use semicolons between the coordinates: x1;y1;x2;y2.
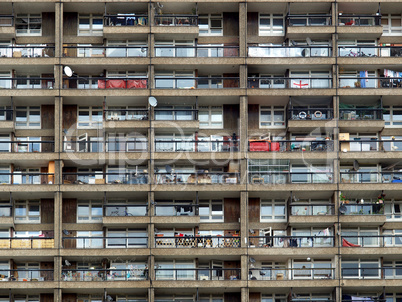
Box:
384;69;402;78
342;238;361;247
359;71;368;87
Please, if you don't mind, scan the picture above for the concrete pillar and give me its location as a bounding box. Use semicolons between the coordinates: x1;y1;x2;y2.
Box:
55;2;63;58
336;286;342;302
54;255;62;282
149;33;155;58
54;288;62;302
240;191;248;248
239;96;248;153
240;64;247;89
240;254;248;282
149;64;155;89
54;191;62;249
149;255;155;280
149;287;155;302
54;96;62;153
149;222;155;248
148;191;154;216
239;2;247;58
241;287;249;302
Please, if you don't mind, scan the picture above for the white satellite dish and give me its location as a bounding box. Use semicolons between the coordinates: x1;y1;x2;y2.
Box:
148;96;158;107
64;66;74;77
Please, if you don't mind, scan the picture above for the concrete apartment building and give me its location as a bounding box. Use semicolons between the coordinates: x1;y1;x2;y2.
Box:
0;1;401;302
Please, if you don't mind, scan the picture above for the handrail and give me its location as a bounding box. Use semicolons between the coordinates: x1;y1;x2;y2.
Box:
154;235;241;248
340;171;402;183
249;267;334;280
247;77;332;89
62;268;148;281
104;204;148;216
0;77;55;89
249;172;334;184
289;203;335;215
288;108;334;120
155;77;240;89
248;140;334;152
62;236;148;249
339;77;402;89
63;77;148;89
154;15;198;26
155;45;239;57
155;172;239;185
104;14;148;26
0;172;54;185
155;268;240;281
248;235;335;248
247;46;332;57
339;108;383;120
62;172;149;185
155;140;238;152
62;141;148;152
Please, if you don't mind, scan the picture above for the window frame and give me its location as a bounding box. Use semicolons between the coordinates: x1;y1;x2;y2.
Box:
77;200;103;223
260;199;286;222
78;14;103;36
198;106;223;129
259;13;285;36
77;106;103;128
198;14;223;36
199;199;224;222
14;200;40;223
259;106;285;128
15;14;42;36
15;106;41;129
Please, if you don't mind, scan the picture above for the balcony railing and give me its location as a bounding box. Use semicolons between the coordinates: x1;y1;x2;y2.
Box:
155;46;239;57
288;108;334;120
0;46;55;58
104;14;148;26
340;235;402;247
339;77;402;89
249;172;333;184
0;204;12;217
249;235;334;248
341;267;383;279
63;140;147;152
154;109;198;120
248;46;331;58
63;46;148;58
286;14;332;26
62;172;149;185
249;140;334;152
155;235;240;248
0;172;54;185
63;236;148;249
290;203;335;216
154;15;198;26
154;203;197;216
104;204;148;216
341;204;384;215
63;77;148;89
62;268;148;281
0;237;54;248
155;77;239;89
105;109;149;120
338;46;402;57
338;140;382;152
1;141;55;152
247;77;332;89
338;14;381;26
249;267;334;280
339;108;383;120
0;269;54;281
0;15;13;26
155;140;238;152
155;172;239;185
0;77;55;89
155;268;240;281
340;171;401;183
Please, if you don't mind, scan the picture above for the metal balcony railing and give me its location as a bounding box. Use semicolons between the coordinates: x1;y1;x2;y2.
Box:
288;108;334;120
0;45;54;58
155;77;239;89
341;267;383;279
338;140;384;152
62;268;148;281
289;203;335;216
249;267;334;280
154;109;198;120
249;140;334;152
340;171;402;183
249;235;335;248
63;140;147;152
286;14;332;26
338;45;402;57
249;172;334;185
0;237;54;248
0;172;54;185
155;45;239;57
338;14;381;26
155;268;240;281
62;236;148;249
63;46;148;58
155;235;240;248
341;204;384;215
248;46;332;57
0;77;55;89
339;77;402;89
154;15;198;26
339;108;383;120
340;235;402;247
104;204;148;216
104;14;148;26
62;172;149;185
105;109;149;120
0;205;12;217
155;140;239;152
155;172;239;185
0;269;53;281
63;77;148;89
247;77;332;89
2;141;55;152
154;203;197;216
0;15;13;26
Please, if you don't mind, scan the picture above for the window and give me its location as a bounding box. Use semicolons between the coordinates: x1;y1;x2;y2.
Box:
15;75;41;89
291;294;332;302
383;106;402;127
0;202;11;217
77;167;103;184
155;133;194;152
15;106;40;128
248;159;289;184
154;105;194;121
291;164;332;183
199;14;223;36
76;231;103;248
107;40;147;57
290;71;331;88
155;71;194;89
77;44;104;58
0;135;10;152
154;200;194;216
260;200;286;221
0;166;10;184
14;200;40;223
155;260;195;280
197;75;223;89
199;200;223;222
338;40;376;57
78;106;103;128
341;259;380;279
106;106;147;121
342;228;379;247
106;166;148;184
16;14;41;36
106;200;147;216
77;200;103;222
0;71;11;89
77;295;103;302
78;14;103;36
381;14;402;36
261;294;287;302
260;106;285;128
107;228;148;248
259;14;284;36
292;227;334;247
109;261;147;280
293;259;332;279
107;134;147;152
382;229;402;246
339;71;376;88
291;199;333;215
0;260;9;278
15;137;41;152
16;263;40;281
384;201;402;220
199;106;223;128
199;295;224;302
155;40;195;57
117;297;147;302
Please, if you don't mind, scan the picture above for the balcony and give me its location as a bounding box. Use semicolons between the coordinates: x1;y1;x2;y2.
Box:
285;14;334;38
0;45;55;58
0;77;55;89
155;139;238;152
339;204;386;225
0;269;53;281
63;140;147;153
290;203;335;216
248;46;331;58
103;14;149;38
63;77;148;89
104;204;148;217
155;235;240;248
62;268;148;281
249;235;334;248
155;45;239;58
0;172;54;185
338;45;402;57
154;15;197;26
0;15;15;38
338;139;382;152
155;268;240;281
62;172;149;185
339;108;384;132
0;204;12;226
62;236;148;249
155;172;239;185
249;267;334;280
337;14;382;38
340;171;401;183
341;267;397;279
249;140;334;152
340;235;402;247
247;77;332;89
155;77;240;89
249;172;333;185
63;46;148;58
4;140;55;153
339;77;402;89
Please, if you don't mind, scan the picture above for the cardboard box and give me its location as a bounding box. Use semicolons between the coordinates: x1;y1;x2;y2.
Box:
95;178;105;184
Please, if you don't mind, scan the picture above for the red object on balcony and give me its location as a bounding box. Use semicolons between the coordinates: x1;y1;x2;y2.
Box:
250;141;269;152
127;79;147;89
270;142;280;152
106;79;126;89
98;80;106;89
342;238;360;247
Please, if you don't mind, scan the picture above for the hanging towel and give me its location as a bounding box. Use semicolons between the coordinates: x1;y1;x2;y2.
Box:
342;238;361;247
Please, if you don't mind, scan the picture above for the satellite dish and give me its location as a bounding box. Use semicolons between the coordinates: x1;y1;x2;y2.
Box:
339;204;347;214
64;66;73;77
306;37;312;45
65;260;71;266
165;165;172;173
353;160;360;171
249;257;256;263
62;229;70;236
148;96;158;107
